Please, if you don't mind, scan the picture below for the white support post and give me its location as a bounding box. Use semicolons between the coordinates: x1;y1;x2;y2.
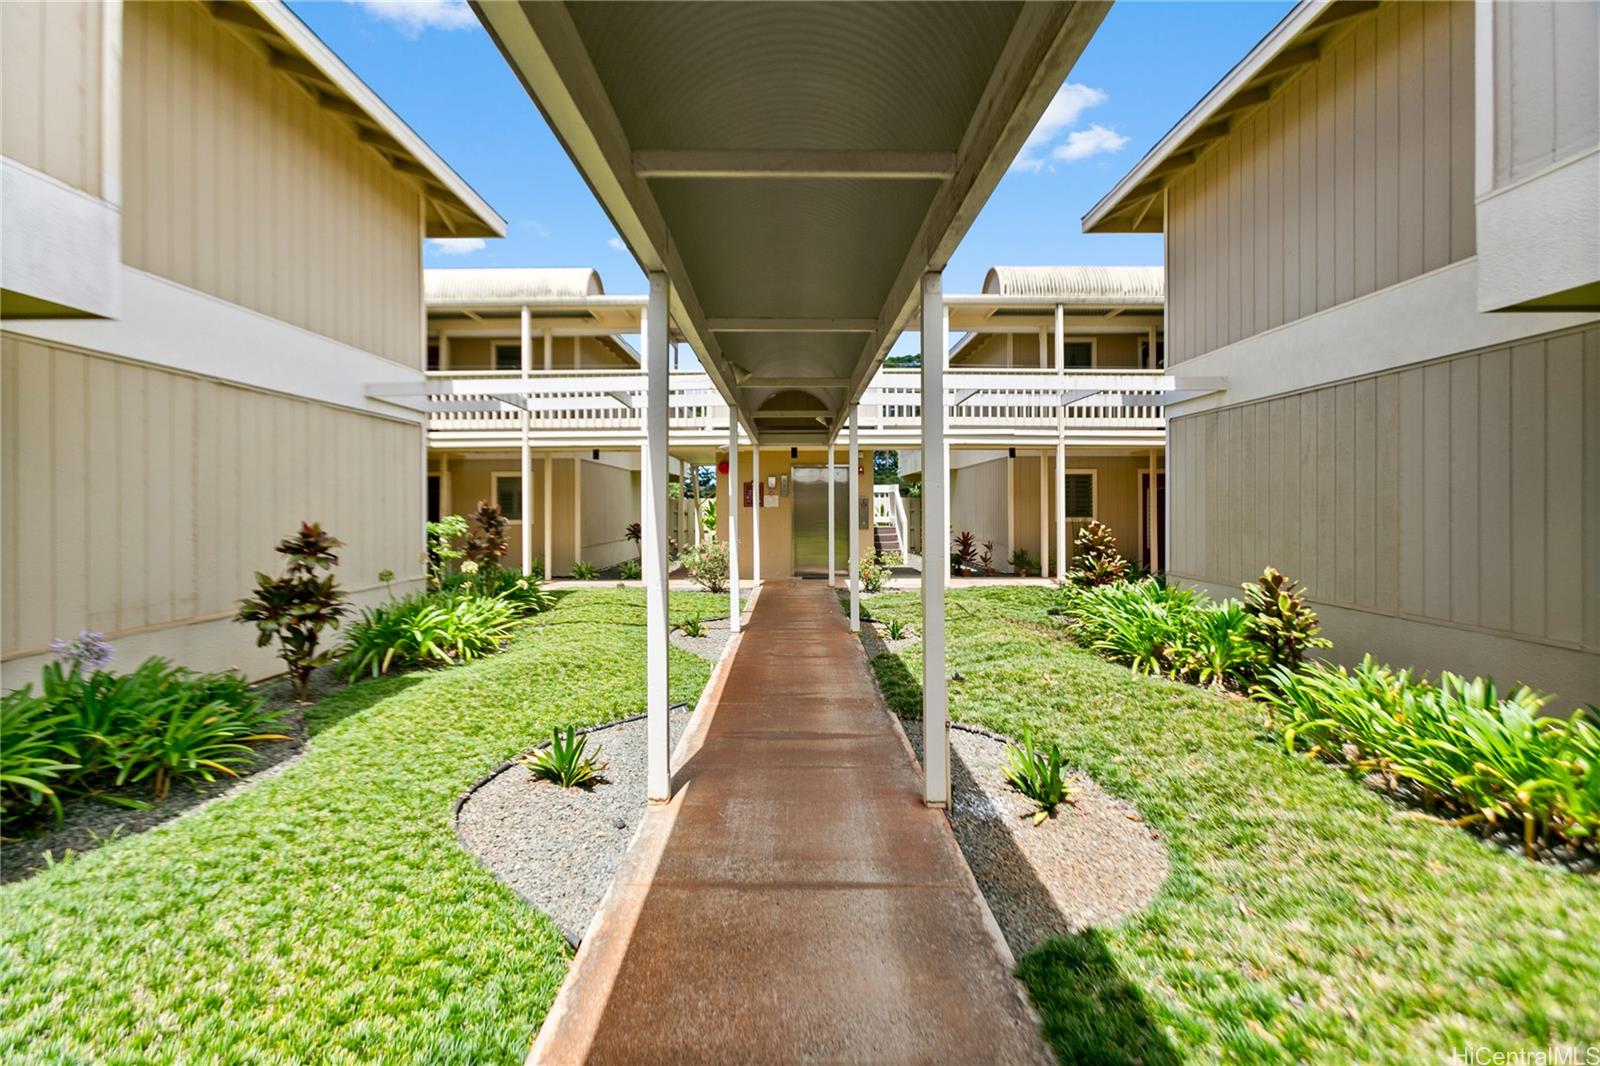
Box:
1038;450;1049;578
573;456;583;570
643;273;671;802
727;419;742;634
1054;304;1067;581
920;272;949;808
544;455;553;577
827;444;836;586
543;328;553;372
1005;449;1015;570
752;445;762;584
520;307;533;576
1146;326;1158;370
848;406;861;632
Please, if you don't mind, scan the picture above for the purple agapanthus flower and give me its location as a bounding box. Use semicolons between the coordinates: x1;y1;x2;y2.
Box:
50;631;113;672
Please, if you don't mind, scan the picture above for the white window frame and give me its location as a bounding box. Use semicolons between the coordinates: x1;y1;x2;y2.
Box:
1063;468;1098;519
492;341;523;372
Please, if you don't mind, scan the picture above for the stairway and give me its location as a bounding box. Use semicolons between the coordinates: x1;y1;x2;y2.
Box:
873;525;901;556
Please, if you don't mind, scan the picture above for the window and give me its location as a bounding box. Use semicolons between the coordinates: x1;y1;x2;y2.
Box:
492;473;522;521
1065;341;1093;368
1063;472;1094;519
426;343;441;371
493;342;522;371
1139;339;1165;369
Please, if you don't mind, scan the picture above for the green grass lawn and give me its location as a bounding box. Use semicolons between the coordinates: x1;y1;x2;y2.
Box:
0;589;727;1065
865;587;1600;1065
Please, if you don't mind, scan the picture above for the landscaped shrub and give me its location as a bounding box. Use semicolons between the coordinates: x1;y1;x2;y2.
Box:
236;523;349;701
465;500;508;567
1003;733;1073;825
859;551;894;593
1260;658;1600;856
1063;578;1205;675
1173;598;1260;690
951;530;978;575
680;540;728;593
468;564;553;616
1241;567;1330;669
523;726;606;788
617;559;642;580
1008;548;1040;578
1067;519;1128;586
337;590;519;680
979;540;995;576
570;561;601;581
426;514;469;587
1;657;284;825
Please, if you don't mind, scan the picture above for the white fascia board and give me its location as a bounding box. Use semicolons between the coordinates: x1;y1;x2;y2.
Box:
247;0;504;236
426;295;647;311
1162;258;1600;417
6;267;424;422
1;157;120;318
942;294;1165;309
1082;0;1328;231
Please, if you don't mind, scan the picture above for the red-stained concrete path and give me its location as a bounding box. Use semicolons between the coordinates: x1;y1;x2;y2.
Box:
528;580;1051;1065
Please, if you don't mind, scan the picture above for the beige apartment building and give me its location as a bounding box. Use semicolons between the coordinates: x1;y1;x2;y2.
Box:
422;266;1171;582
1;0;501;680
1087;0;1599;702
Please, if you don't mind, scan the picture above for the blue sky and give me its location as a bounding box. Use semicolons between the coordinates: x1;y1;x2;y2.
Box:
290;0;1291;357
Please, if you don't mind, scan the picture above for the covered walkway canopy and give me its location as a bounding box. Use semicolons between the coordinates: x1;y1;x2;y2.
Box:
473;0;1110;806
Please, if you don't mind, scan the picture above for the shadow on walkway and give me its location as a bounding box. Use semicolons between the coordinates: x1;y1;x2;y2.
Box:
868;649;1179;1066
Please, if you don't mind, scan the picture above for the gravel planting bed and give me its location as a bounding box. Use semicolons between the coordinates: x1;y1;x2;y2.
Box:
668;616;733;662
900;719;1169;956
454;704;695;945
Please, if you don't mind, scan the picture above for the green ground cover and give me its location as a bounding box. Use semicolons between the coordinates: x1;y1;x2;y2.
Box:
0;590;725;1065
865;586;1600;1065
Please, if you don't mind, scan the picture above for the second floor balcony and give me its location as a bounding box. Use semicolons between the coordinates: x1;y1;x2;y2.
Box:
413;366;1177;450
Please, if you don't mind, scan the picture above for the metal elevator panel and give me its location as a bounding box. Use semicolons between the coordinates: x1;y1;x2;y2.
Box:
791;465;849;578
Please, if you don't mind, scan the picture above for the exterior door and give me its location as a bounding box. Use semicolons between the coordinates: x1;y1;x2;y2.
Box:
1140;471;1166;570
791;465;849;577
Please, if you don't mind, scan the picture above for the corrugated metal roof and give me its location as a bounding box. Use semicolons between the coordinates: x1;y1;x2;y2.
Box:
982;266;1164;303
424;268;605;305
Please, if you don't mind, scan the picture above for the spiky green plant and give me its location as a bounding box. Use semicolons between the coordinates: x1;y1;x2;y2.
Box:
1175;598;1260;689
1241;567;1331;669
678;615;707;638
523;726;606;789
236;523;348;701
885;618;911;641
617;558;642;580
1008;548;1040;578
1067;519;1128;587
951;531;979;575
1003;733;1073;825
337;591;519;679
569;560;601;581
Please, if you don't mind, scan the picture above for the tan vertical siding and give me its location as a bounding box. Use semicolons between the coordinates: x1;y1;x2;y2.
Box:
0;1;103;196
121;2;422;367
1;335;424;661
1494;2;1600;187
1165;1;1475;365
1167;324;1600;692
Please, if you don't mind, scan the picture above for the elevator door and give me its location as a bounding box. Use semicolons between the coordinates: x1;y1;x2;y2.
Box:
791;465;849;578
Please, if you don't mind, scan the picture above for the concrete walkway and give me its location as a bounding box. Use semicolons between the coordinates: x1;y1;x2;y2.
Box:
529;580;1051;1065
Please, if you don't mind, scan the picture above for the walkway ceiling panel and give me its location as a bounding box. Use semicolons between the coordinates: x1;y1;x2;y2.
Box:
474;0;1108;438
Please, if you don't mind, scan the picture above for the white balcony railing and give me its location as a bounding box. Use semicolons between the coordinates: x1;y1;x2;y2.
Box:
422;366;1171;448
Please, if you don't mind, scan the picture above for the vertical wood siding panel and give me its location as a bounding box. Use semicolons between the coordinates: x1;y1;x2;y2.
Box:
171;376;198;620
1584;328;1600;652
1283;78;1302;326
193;381;219;617
1509;345;1547;638
1352;17;1377;299
1477;349;1513;634
1354;378;1376;608
1448;0;1475;261
1267;96;1283;330
1448;357;1480;626
1374;372;1400;613
1333;32;1356;307
1334;383;1356;604
1;2;44;175
1299;75;1318;322
39;2;86;193
84;352;119;632
144;370;174;627
15;343;55;646
1315;390;1336;599
1;342;18;646
1545;333;1585;644
1422;0;1453;272
1299;393;1318;592
51;351;89;642
1373;1;1400;291
1253;113;1269;339
116;362;146;631
1397;368;1426;615
1315;49;1336;313
1396;1;1425;282
1421;363;1452;621
1508;2;1556;176
1551;1;1600;167
1268;398;1287;574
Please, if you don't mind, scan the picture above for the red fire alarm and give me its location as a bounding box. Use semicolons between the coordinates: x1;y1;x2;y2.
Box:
717;458;730;475
858;465;864;475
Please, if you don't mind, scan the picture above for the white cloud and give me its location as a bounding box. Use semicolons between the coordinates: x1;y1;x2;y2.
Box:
429;237;485;256
607;236;627;252
1013;83;1108;172
1052;123;1131;163
350;0;476;37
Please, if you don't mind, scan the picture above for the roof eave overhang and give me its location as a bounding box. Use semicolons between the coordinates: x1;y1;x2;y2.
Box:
218;0;505;239
1082;0;1374;235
